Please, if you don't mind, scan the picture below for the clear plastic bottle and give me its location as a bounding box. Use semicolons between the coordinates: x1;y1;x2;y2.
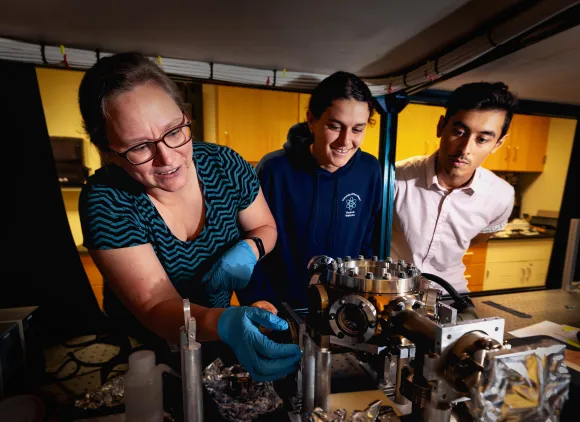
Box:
124;350;164;422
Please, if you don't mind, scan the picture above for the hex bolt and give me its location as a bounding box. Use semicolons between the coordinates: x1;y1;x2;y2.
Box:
365;272;374;279
337;332;345;339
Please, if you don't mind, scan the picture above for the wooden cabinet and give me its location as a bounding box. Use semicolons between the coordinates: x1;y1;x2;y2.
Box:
483;239;553;290
463;243;488;292
80;254;104;310
216;86;301;163
483;114;550;172
396;104;445;162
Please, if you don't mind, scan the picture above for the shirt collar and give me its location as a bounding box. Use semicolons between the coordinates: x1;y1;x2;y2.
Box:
425;152;481;194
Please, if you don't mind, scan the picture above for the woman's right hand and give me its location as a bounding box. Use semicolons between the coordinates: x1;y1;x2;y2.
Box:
217;306;302;381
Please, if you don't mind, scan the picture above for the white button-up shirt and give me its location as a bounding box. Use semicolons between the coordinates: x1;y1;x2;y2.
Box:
391;153;514;292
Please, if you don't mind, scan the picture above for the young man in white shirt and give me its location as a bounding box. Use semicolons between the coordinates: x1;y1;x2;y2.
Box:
391;82;517;293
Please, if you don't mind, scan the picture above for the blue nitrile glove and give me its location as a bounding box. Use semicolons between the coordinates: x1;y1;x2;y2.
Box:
203;240;257;307
218;306;302;382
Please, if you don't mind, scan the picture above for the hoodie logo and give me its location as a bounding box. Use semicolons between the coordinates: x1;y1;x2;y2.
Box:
342;193;361;218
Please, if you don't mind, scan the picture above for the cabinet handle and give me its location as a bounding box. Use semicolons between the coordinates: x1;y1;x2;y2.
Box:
513;146;519;162
486;270;489;279
464;252;474;256
224;131;228;135
465;274;472;279
526;266;532;281
520;267;525;282
506;146;511;161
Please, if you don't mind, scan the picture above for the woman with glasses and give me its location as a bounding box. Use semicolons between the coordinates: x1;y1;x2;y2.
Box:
78;53;300;381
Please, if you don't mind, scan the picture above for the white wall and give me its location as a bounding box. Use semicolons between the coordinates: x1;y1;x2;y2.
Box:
520;117;577;217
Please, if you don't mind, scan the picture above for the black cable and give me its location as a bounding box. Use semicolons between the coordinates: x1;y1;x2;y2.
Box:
421;273;474;312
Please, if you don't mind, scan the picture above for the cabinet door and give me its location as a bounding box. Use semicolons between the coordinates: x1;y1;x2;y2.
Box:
522;260;549;287
484;262;524;290
482;141;511;171
396;104;445;162
509;114;550;172
217;86;300;163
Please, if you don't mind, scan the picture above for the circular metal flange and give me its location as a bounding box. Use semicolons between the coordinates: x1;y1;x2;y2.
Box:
331;257;420;294
328;294;377;345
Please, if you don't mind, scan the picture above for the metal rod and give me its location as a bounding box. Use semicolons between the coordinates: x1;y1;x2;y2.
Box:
563;218;580;291
302;333;315;414
180;327;203;422
314;348;331;412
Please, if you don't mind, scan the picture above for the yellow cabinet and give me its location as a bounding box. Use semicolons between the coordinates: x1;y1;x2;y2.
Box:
463;243;488;292
483;114;550;172
216;86;301;163
483;239;553;290
396;104;445;162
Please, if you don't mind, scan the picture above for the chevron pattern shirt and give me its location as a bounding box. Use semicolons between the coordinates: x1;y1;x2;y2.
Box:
79;141;260;321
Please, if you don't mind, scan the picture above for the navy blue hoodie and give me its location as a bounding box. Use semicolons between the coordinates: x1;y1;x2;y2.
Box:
238;122;383;308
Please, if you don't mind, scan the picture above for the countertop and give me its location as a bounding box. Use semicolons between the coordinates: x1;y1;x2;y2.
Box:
490;232;556;241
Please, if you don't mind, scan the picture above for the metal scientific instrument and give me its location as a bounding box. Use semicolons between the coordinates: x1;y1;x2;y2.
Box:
281;255;571;422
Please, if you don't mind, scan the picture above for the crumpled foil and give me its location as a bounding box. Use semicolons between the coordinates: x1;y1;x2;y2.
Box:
202;358;283;421
471;339;571;422
74;375;124;409
308;400;399;422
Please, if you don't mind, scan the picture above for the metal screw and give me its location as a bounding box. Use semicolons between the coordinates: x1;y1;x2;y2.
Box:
339;299;346;305
337;332;345;339
359;302;366;309
396;302;406;311
369;321;376;328
365;272;374;279
495;327;499;332
398;272;406;278
329;313;336;320
447;334;452;339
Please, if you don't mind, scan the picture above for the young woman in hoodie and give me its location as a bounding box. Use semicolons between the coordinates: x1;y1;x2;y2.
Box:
238;72;383;309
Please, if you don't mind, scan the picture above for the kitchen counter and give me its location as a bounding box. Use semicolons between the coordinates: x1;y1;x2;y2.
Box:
490;232;555;241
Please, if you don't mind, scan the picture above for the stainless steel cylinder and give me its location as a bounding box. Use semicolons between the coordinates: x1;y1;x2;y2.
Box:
180;327;203;422
301;333;315;414
314;348;331;412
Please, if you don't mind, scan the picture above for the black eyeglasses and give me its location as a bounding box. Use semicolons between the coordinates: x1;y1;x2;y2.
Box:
109;115;193;165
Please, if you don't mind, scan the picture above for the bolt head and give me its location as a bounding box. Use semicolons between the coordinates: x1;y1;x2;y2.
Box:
329;313;336;320
337;332;345;339
365;272;374;279
339;299;346;305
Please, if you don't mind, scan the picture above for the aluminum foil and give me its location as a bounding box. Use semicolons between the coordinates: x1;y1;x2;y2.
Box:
308;401;399;422
470;339;571;421
74;375;124;409
202;358;283;421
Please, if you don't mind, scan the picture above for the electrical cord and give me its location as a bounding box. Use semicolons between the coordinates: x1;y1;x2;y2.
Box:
421;272;475;313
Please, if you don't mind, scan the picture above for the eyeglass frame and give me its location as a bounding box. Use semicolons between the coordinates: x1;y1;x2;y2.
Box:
107;114;193;165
